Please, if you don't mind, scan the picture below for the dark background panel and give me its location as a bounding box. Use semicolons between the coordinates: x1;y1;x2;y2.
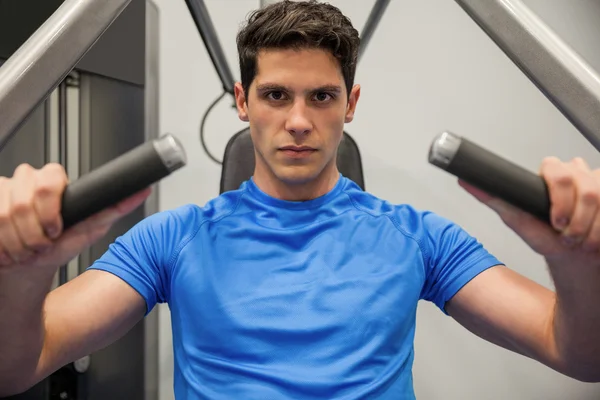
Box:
0;0;146;85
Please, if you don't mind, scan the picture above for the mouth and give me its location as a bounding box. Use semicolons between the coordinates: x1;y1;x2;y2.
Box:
278;146;317;159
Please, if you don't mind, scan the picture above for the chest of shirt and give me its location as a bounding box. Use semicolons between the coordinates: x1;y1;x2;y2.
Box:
168;217;425;355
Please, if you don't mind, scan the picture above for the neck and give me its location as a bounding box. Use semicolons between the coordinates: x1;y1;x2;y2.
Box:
253;162;340;201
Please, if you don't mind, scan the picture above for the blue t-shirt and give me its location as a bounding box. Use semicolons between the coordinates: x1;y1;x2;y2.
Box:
89;175;501;399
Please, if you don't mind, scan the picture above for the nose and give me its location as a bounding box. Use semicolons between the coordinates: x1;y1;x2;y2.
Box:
285;101;312;137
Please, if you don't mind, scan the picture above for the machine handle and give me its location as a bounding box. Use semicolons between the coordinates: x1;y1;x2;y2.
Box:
61;134;186;230
428;131;551;223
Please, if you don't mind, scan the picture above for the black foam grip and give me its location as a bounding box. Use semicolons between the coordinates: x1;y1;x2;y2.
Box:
445;138;551;223
60;140;170;230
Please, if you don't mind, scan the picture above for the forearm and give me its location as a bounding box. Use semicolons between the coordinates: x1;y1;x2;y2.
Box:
0;267;55;395
548;254;600;382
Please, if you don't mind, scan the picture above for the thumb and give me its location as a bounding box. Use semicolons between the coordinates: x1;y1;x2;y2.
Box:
36;188;152;268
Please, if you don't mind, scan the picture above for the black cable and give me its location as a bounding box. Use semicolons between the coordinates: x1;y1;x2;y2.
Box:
200;91;227;164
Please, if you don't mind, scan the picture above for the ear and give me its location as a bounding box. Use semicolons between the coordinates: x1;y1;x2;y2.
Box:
234;82;249;122
345;84;361;123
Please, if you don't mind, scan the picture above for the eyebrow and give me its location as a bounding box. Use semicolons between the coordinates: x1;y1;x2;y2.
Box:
256;83;342;94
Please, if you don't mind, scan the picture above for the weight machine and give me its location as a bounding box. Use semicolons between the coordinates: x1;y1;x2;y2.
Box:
0;0;599;398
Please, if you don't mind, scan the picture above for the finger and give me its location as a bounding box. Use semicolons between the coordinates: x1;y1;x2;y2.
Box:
593;169;600;188
562;159;600;245
35;163;68;239
572;157;591;171
10;164;52;256
541;157;576;232
0;179;13;265
54;188;152;261
0;178;29;262
582;168;600;252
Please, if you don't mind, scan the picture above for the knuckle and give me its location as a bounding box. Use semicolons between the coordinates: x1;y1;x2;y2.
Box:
580;189;600;205
13;163;33;177
0;210;10;226
15;162;33;172
542;156;561;166
23;235;50;250
10;198;34;217
42;162;61;171
550;172;573;188
34;181;60;199
43;163;67;178
571;157;589;169
541;157;560;174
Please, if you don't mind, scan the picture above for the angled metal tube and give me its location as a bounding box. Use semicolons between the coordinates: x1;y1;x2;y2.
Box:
0;0;132;151
261;0;390;65
185;0;236;95
455;0;600;152
358;0;391;63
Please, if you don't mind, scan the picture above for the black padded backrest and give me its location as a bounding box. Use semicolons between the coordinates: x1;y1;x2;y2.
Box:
219;127;365;193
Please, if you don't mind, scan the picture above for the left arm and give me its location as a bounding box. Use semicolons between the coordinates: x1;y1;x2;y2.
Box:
446;264;600;382
447;156;600;382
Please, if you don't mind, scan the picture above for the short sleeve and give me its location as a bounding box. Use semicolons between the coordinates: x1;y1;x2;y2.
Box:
418;211;503;314
88;206;194;315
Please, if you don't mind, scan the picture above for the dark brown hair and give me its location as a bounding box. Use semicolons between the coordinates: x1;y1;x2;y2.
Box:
236;0;360;100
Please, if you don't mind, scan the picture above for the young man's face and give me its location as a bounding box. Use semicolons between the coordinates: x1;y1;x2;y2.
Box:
235;48;360;190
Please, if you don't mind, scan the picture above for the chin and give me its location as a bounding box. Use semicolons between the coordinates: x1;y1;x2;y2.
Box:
275;165;322;185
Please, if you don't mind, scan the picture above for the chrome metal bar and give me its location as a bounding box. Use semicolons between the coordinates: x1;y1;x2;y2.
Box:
454;0;600;152
58;80;68;286
261;0;390;65
0;0;132;152
185;0;236;95
358;0;391;63
144;5;160;399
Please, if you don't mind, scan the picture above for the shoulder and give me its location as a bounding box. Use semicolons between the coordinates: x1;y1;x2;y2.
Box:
341;179;455;242
154;185;249;224
131;186;248;242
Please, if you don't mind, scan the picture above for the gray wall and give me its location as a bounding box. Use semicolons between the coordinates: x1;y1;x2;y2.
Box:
152;0;600;399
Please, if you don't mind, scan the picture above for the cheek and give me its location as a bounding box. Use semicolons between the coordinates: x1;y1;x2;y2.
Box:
248;109;281;147
250;103;279;128
247;109;268;133
324;112;346;142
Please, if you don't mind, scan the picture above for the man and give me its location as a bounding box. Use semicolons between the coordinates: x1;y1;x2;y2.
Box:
1;1;599;398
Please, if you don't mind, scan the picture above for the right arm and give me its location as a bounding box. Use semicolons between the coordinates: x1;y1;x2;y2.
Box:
0;163;151;396
0;269;146;395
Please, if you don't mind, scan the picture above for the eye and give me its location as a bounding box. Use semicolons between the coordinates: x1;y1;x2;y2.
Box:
313;92;334;102
266;91;287;101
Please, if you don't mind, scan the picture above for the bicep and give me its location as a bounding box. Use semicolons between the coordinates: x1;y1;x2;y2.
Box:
445;265;564;372
34;269;146;380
